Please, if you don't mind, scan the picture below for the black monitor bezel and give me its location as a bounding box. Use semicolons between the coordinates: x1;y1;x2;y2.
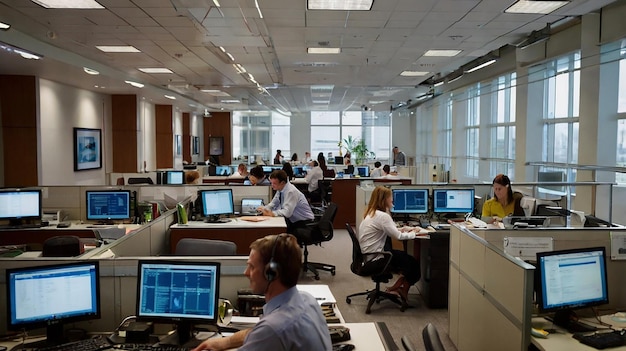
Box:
432;188;475;214
535;246;609;314
0;188;42;221
390;188;429;214
200;189;234;217
5;261;101;331
135;259;221;325
85;189;132;221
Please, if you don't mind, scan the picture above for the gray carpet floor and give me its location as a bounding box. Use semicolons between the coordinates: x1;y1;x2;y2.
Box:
297;228;458;351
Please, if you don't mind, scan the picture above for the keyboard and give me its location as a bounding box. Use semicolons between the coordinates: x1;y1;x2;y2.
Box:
33;336;111;351
467;217;487;228
573;330;626;349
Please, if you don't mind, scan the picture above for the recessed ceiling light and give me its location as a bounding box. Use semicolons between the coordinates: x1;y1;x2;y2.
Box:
308;0;373;10
424;49;462;57
138;68;173;74
308;47;341;54
400;71;429;77
164;95;176;100
31;0;104;8
124;80;144;88
83;67;99;75
0;22;10;30
96;45;140;53
221;99;241;103
505;1;569;14
465;59;497;73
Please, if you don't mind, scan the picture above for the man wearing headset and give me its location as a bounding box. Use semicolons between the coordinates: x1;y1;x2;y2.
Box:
192;234;332;351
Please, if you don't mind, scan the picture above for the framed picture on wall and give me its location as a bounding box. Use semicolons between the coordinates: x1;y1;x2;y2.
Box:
175;135;182;155
74;128;102;171
209;136;223;156
192;136;199;155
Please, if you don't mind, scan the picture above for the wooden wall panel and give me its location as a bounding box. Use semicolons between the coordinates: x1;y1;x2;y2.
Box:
0;75;38;186
155;104;173;169
203;112;231;165
111;95;137;172
182;112;190;163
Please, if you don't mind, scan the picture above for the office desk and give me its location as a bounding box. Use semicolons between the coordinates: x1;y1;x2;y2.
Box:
169;217;287;255
531;316;626;350
0;223;141;247
414;230;450;308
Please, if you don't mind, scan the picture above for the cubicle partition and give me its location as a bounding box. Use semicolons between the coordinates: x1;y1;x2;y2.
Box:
449;224;626;351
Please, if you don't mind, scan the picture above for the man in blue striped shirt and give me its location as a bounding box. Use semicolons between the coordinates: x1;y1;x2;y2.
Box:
259;170;314;233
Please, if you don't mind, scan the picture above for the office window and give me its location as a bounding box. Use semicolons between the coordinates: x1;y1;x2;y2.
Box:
489;73;516;177
614;41;626;182
435;97;452;166
232;111;290;162
466;84;480;178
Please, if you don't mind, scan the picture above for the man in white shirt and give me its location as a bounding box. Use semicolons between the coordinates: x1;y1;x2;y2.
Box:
304;160;323;193
370;161;383;178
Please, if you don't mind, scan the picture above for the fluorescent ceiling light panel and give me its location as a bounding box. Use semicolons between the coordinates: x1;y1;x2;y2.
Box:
308;47;341;54
221;99;241;103
0;22;10;30
96;45;140;53
201;89;231;97
465;59;497;73
138;68;173;74
212;0;221;7
83;67;99;75
400;71;429;77
505;1;569;14
424;49;462;57
308;0;373;10
31;0;104;8
255;0;263;18
164;95;176;100
125;80;144;88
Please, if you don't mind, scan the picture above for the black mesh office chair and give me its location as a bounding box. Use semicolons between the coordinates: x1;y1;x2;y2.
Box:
42;235;82;257
401;336;417;351
345;223;407;313
422;323;446;351
175;238;237;256
294;202;338;279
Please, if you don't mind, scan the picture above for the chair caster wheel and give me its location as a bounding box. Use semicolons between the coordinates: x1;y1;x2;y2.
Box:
314;275;320;280
331;269;336;275
346;297;351;304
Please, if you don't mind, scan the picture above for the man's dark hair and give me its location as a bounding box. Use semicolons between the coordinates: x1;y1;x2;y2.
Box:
383;164;391;174
374;161;381;168
270;170;288;183
249;165;265;179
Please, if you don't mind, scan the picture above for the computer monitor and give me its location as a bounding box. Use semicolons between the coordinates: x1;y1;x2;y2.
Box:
136;260;220;346
356;166;369;177
215;166;231;176
432;188;475;214
85;190;131;223
6;261;100;346
200;189;234;223
535;247;608;332
166;171;185;185
293;166;304;177
391;188;429;214
0;189;42;226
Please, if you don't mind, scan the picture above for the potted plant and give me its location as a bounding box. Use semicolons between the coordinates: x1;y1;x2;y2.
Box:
342;136;375;165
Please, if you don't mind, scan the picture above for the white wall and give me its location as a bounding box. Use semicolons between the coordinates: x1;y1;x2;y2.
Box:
139;99;155;172
38;78;111;185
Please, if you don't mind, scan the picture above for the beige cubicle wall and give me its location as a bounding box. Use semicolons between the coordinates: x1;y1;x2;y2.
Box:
449;224;626;351
0;256;249;336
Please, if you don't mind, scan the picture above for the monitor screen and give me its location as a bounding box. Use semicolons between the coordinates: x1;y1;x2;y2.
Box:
356;166;369;177
166;171;185;185
535;247;608;331
293;166;304;176
432;188;475;213
136;260;220;345
215;166;231;176
391;188;429;214
0;189;42;222
200;189;234;221
6;262;100;345
86;190;131;222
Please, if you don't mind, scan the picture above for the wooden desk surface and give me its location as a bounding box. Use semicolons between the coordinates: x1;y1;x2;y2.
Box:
169;217;287;255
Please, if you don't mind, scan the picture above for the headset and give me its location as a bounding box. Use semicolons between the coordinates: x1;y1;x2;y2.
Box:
265;234;285;282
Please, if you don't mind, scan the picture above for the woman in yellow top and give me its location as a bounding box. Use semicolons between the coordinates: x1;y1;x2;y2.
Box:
482;174;524;221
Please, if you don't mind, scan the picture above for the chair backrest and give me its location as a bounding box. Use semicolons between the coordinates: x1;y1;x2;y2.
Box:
401;336;417;351
128;177;153;184
42;235;82;257
317;202;338;242
422;323;446;351
345;223;365;274
175;238;237;256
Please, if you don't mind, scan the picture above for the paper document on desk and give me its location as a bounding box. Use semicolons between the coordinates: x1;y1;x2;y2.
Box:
239;216;271;222
230;316;260;329
297;284;337;305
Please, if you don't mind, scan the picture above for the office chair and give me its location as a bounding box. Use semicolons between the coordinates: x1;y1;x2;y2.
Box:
345;223;408;313
422;323;446;351
401;336;417;351
174;238;237;256
42;235;82;257
294;202;338;279
127;177;154;185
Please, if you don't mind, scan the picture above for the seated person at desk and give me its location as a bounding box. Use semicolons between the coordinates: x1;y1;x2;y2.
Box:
282;162;294;181
358;186;420;302
258;170;315;233
229;163;249;179
304;160;323;193
185;170;201;184
381;165;398;178
344;159;355;176
192;234;332;351
481;174;524;222
370;161;383;178
245;166;270;186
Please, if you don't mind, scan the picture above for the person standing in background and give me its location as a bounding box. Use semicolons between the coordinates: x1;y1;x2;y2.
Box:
273;150;283;165
392;146;406;166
